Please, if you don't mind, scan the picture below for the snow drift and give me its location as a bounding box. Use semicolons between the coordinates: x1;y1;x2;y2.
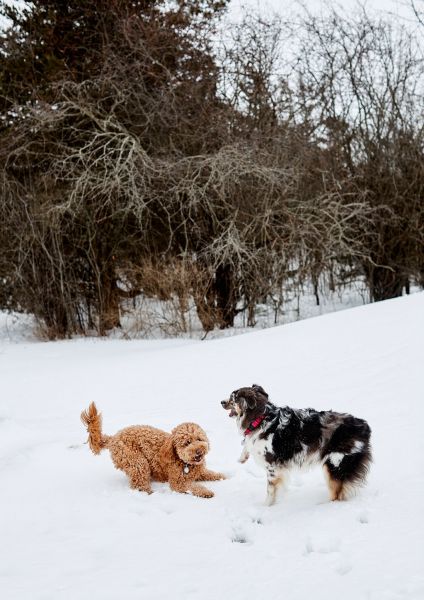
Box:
0;293;423;600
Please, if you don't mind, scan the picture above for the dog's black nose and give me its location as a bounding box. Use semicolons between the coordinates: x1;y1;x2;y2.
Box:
221;400;227;407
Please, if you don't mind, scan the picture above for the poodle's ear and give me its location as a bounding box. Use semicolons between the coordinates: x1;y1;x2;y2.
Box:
199;428;210;453
159;435;176;466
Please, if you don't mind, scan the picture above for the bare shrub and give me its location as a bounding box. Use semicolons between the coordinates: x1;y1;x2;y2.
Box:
1;2;423;337
291;7;424;300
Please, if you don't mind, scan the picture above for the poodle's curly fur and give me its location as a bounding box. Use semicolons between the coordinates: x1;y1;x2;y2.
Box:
81;402;225;498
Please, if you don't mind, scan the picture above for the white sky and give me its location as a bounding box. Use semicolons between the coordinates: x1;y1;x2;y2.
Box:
228;0;419;23
1;1;420;29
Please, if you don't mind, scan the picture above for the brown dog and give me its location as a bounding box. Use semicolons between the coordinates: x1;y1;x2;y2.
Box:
81;403;225;498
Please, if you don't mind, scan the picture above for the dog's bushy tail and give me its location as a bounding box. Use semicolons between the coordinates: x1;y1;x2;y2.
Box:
80;402;110;455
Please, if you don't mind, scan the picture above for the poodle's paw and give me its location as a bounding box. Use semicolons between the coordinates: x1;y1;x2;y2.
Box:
197;469;227;481
191;484;214;498
198;489;214;499
208;471;226;481
132;485;153;494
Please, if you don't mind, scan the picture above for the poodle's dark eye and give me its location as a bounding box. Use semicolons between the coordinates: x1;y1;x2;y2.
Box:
184;439;191;446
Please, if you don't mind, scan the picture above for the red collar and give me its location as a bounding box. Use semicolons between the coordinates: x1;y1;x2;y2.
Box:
244;415;265;435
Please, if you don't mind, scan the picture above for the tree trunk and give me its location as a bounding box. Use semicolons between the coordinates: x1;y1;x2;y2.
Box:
368;266;405;302
215;263;237;328
98;264;121;335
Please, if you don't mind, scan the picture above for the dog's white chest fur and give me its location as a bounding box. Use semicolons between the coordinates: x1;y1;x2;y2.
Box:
243;431;272;468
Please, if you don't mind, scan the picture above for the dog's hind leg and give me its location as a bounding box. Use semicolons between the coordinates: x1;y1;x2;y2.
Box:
324;448;371;501
323;463;343;501
109;445;153;494
127;460;153;494
265;470;285;506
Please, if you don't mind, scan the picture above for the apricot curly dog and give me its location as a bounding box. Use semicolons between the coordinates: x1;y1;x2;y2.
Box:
81;403;225;498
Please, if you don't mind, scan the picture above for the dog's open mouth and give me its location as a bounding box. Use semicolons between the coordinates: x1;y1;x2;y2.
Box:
193;455;203;463
221;399;237;417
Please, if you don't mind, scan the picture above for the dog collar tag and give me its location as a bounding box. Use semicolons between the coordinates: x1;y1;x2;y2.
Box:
183;464;190;474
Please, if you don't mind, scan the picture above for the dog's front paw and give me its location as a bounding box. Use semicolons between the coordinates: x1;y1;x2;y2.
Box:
238;454;249;464
209;471;226;481
200;489;214;498
191;484;214;498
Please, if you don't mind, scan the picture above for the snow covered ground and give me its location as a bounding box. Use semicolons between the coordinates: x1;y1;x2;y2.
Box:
1;293;423;600
0;277;372;341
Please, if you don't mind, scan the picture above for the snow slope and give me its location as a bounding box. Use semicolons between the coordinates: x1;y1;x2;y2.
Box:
1;293;423;600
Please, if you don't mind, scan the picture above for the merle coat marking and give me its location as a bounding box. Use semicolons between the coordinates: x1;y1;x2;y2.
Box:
221;385;372;505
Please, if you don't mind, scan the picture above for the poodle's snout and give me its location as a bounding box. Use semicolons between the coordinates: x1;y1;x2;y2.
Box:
193;448;206;463
221;399;229;408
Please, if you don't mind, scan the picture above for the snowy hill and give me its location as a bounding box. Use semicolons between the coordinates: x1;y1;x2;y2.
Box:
1;293;423;600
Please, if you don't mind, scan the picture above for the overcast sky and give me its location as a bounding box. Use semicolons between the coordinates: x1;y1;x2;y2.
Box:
1;1;420;34
228;0;418;23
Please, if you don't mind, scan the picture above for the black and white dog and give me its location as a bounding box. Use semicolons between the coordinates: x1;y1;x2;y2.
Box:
221;384;372;505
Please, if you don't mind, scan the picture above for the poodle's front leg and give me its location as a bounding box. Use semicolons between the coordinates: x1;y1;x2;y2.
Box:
197;467;226;481
189;483;214;498
168;467;214;498
169;480;214;498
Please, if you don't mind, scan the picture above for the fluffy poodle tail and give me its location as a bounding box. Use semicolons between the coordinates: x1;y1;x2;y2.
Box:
80;402;110;455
